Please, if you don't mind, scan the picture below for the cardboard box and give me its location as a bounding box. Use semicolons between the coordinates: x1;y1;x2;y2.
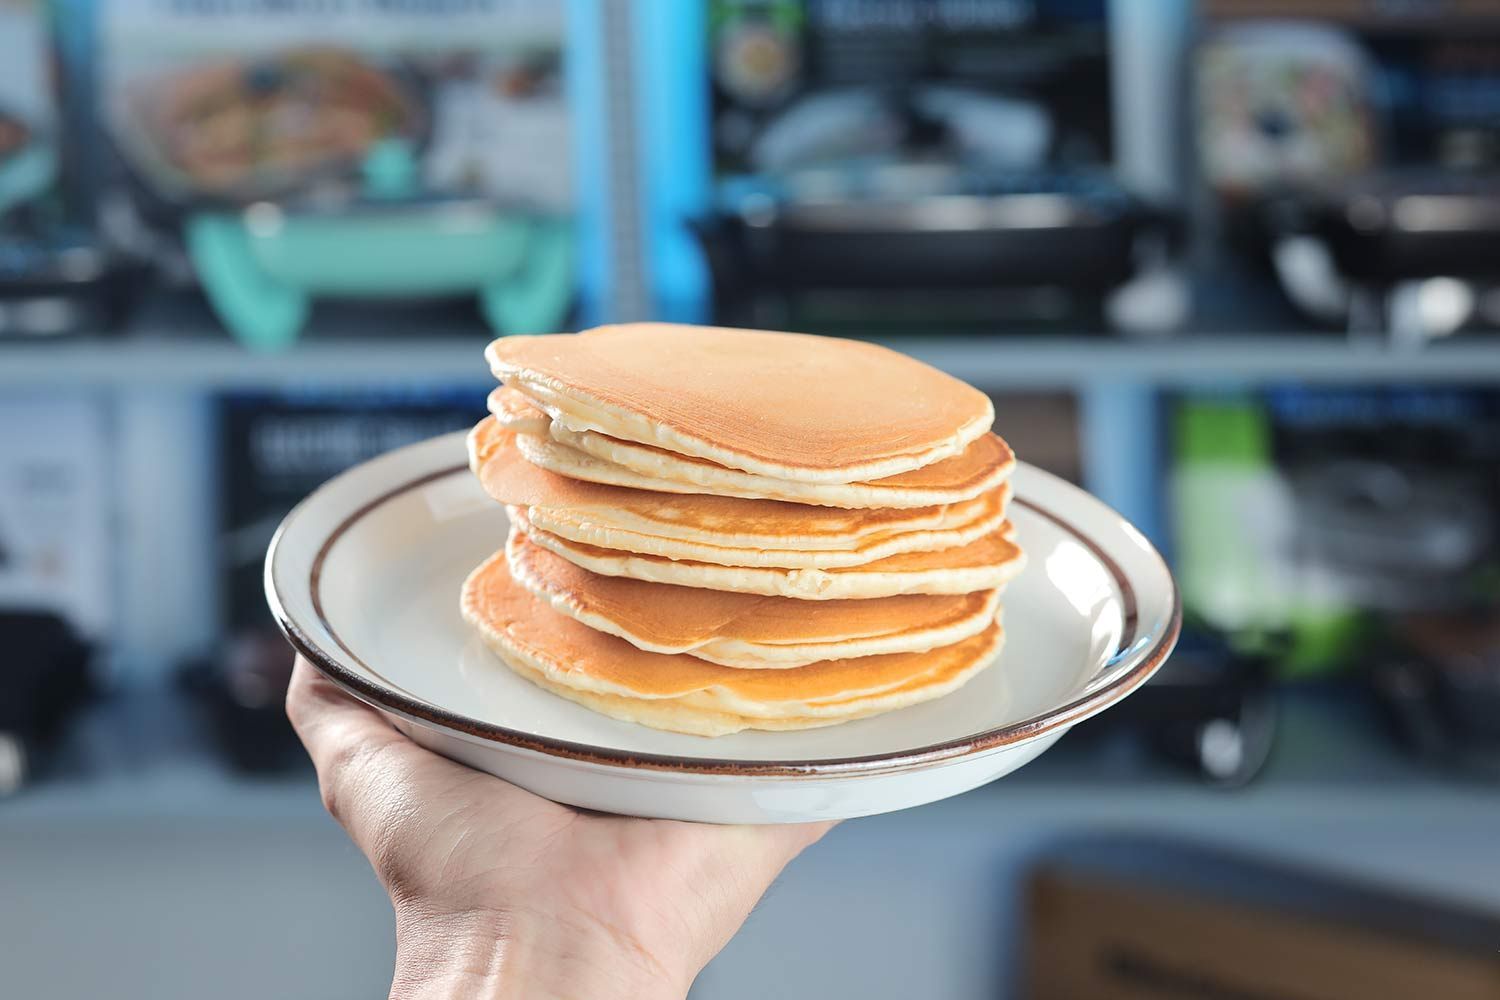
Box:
1022;838;1500;1000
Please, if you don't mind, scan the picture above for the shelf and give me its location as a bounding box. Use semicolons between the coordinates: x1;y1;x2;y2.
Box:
7;329;1500;390
1;333;496;390
3;685;1493;829
905;333;1500;387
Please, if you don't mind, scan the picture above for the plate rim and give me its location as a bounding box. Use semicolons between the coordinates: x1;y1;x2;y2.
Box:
266;433;1181;779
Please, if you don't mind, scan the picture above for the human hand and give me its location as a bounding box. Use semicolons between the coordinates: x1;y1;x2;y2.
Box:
286;657;833;999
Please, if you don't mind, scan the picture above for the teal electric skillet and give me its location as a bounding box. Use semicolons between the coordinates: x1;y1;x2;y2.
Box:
187;139;574;351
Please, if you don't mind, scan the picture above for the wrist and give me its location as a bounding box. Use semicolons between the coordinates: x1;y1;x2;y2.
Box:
388;905;691;1000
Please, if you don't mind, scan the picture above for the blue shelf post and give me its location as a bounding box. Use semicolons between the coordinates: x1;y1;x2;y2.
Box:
1080;380;1165;552
634;0;712;322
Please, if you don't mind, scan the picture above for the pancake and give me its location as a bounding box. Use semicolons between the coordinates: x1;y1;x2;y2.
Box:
546;421;1015;508
528;482;1008;568
486;324;995;483
514;427;1014;510
486;386;551;436
462;549;1005;736
513;509;1027;600
469;417;1001;548
496;654;992;737
506;528;1004;668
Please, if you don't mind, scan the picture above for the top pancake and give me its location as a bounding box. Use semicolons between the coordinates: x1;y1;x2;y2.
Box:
486;323;995;483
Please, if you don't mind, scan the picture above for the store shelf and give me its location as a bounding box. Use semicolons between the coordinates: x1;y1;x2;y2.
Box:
7;330;1500;389
0;333;495;390
2;685;1491;829
904;333;1500;387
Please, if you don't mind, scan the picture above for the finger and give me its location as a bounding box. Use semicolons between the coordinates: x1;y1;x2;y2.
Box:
286;655;408;782
286;657;557;899
658;818;836;906
656;818;838;973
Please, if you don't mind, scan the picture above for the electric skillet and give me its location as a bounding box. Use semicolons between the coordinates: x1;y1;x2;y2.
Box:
694;87;1176;312
106;48;573;348
1280;171;1500;284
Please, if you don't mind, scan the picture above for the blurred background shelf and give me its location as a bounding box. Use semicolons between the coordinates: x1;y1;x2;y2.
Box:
8;684;1498;1000
8;331;1500;388
1;685;1486;829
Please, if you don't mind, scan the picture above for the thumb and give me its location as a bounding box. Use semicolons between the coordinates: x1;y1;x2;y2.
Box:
663;818;837;975
285;657;437;873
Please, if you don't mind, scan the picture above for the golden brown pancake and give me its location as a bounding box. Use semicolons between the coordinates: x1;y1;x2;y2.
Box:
486;324;995;483
548;420;1015;492
461;549;1005;735
469;417;1003;545
528;483;1008;568
493;647;998;737
512;508;1026;600
506;528;1003;667
513;425;1014;509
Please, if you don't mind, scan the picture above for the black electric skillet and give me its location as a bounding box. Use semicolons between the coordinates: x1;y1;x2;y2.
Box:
1269;170;1500;283
693;91;1178;308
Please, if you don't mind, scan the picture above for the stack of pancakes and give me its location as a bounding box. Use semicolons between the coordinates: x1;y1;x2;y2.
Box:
461;324;1026;737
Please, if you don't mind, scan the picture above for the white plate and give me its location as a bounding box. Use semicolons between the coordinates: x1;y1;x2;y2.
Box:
267;431;1179;824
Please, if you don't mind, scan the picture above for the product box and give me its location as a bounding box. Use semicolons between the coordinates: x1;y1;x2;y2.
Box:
101;0;572;209
99;0;583;344
708;0;1112;179
1195;2;1500;333
1199;0;1500;190
653;2;1172;332
1021;837;1500;1000
0;393;113;639
1172;387;1500;674
0;0;117;335
0;0;59;218
218;387;484;632
0;392;104;788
